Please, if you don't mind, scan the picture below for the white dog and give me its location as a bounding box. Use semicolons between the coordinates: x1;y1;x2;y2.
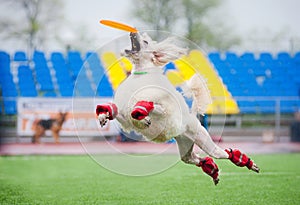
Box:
96;32;259;185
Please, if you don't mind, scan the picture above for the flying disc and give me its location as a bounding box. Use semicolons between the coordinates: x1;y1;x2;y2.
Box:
100;20;138;33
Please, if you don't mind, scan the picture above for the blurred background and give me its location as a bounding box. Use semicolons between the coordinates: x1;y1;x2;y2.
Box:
1;0;300;145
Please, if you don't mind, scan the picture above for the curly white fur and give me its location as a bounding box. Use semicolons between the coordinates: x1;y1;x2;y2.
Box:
101;32;229;160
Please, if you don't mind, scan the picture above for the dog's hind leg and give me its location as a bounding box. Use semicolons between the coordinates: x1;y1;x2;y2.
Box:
175;136;220;185
185;119;260;173
187;122;229;159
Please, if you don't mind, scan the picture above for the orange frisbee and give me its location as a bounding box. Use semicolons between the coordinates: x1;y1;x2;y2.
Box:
100;20;138;33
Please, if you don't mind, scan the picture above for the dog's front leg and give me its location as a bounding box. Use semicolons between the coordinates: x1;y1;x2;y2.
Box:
96;103;118;127
131;101;166;127
52;131;60;143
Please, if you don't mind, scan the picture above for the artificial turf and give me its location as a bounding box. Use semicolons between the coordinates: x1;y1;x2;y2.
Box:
0;153;299;205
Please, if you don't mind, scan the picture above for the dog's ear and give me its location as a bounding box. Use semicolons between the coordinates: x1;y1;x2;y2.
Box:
151;37;187;66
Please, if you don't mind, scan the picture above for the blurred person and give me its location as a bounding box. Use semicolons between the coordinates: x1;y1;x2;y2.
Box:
290;110;300;142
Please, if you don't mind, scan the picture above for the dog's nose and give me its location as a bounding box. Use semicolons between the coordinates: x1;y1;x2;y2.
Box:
130;32;141;52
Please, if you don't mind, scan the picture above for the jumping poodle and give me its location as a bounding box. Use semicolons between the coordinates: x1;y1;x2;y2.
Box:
96;31;259;185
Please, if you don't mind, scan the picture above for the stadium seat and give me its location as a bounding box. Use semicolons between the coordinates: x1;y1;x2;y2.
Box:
0;51;10;63
85;52;107;85
225;52;240;65
2;86;18;97
67;51;84;78
258;52;274;67
3;99;17;115
1;72;18;97
35;69;54;91
43;91;57;97
51;52;66;64
277;52;291;64
164;62;176;73
96;73;114;97
101;52;127;90
18;65;37;97
293;52;300;65
59;83;74;97
0;51;11;76
166;70;185;86
33;51;48;67
75;74;95;97
14;51;27;61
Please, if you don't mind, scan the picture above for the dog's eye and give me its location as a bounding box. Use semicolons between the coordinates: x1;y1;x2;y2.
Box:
143;40;148;45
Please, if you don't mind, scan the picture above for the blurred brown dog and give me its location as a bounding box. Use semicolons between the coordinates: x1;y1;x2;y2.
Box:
32;112;68;143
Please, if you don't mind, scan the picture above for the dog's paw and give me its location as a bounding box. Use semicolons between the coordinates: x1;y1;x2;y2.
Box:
98;112;109;127
142;116;151;127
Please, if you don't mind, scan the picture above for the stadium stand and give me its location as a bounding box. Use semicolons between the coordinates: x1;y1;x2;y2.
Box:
209;51;300;113
0;50;299;115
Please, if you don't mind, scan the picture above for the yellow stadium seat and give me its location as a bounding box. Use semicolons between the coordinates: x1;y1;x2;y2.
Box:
101;52;127;90
174;56;196;80
187;50;239;114
166;70;185;86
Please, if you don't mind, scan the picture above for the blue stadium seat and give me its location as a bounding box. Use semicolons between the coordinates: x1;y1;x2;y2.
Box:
18;65;37;97
43;91;57;97
2;85;18;97
52;60;73;86
68;51;83;78
0;51;10;63
277;52;291;65
208;52;222;63
256;101;276;113
258;52;274;67
51;52;66;64
58;82;74;97
280;100;298;112
0;51;11;76
293;52;300;65
14;51;27;61
3;99;17;115
240;52;255;62
96;74;114;97
225;52;240;65
74;71;95;97
33;51;48;68
237;101;257;114
51;54;73;90
164;62;176;73
35;69;54;91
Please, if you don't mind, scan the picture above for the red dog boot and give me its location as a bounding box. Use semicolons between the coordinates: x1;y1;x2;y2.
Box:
225;148;260;173
131;101;154;120
197;157;220;185
96;103;118;127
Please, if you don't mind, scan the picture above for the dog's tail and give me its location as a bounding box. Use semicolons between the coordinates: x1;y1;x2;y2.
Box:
182;74;212;115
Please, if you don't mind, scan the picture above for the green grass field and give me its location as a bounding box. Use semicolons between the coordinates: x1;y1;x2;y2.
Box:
1;153;300;205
